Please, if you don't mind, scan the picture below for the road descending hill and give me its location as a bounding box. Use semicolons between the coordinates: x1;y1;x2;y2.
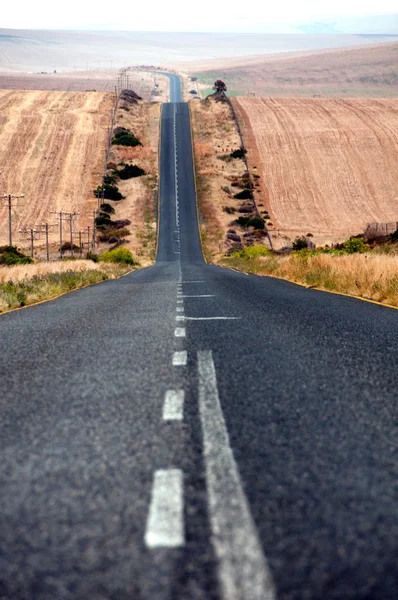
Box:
0;90;112;245
233;96;398;241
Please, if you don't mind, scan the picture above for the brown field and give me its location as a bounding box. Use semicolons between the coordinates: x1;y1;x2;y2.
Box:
233;96;398;245
0;88;160;262
190;42;398;98
0;90;112;248
0;69;169;102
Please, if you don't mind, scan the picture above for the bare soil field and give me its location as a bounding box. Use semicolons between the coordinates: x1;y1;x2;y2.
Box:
0;69;169;102
0;90;112;249
233;96;398;246
190;42;398;98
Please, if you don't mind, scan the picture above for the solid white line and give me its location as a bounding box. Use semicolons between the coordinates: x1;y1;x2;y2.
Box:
182;295;215;298
173;351;187;366
144;469;184;548
176;315;185;321
174;327;186;337
163;390;185;420
198;351;275;600
183;281;206;283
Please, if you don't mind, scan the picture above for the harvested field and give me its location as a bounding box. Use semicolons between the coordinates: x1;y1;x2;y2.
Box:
0;90;112;250
233;97;398;245
0;69;169;102
191;42;398;98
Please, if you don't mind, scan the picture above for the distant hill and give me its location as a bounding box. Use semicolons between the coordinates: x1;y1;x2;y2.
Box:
297;14;398;35
191;41;398;98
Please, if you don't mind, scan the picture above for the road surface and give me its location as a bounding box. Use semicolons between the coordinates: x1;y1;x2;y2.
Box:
0;74;397;600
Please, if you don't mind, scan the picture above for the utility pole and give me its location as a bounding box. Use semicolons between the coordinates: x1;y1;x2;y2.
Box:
1;192;25;246
18;226;36;258
45;223;49;261
92;210;97;252
29;229;34;258
51;211;79;258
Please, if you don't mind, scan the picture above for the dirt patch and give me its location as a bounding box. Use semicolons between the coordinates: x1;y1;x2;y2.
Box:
233;96;398;248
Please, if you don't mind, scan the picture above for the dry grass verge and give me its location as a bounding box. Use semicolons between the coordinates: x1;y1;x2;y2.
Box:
0;260;132;312
223;251;398;307
189;98;264;261
104;101;160;265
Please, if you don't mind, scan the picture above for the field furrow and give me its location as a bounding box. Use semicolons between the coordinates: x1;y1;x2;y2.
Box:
234;97;398;242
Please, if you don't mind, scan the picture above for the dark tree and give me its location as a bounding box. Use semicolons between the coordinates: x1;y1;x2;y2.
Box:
213;80;227;94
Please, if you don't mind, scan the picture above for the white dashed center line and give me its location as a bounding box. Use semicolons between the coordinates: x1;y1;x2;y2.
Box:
144;469;184;548
176;306;184;312
174;327;186;337
173;351;187;366
163;390;185;420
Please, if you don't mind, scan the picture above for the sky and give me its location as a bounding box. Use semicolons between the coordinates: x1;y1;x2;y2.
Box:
1;0;397;31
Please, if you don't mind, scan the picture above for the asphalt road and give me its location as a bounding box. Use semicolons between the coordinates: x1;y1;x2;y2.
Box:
0;75;397;600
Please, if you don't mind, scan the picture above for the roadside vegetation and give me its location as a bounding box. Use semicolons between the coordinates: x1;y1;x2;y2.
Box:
93;99;160;265
0;248;136;312
223;237;398;307
190;94;265;261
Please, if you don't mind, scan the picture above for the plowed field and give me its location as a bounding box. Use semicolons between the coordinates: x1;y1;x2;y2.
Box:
233;97;398;240
0;90;112;245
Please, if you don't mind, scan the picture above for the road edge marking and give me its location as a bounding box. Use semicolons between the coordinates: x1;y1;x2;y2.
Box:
198;350;275;600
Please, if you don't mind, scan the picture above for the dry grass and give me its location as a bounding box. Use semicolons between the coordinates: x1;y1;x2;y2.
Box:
224;252;398;307
105;101;160;265
0;260;132;312
190;98;258;260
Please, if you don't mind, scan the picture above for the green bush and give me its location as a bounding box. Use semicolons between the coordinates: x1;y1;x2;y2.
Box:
95;215;112;228
233;189;253;200
230;147;247;159
292;236;308;251
233;245;271;259
86;251;99;262
248;217;265;230
234;216;265;229
116;164;145;180
94;184;124;201
100;247;135;265
343;237;370;254
0;245;33;265
112;128;142;147
103;174;117;185
100;203;115;215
